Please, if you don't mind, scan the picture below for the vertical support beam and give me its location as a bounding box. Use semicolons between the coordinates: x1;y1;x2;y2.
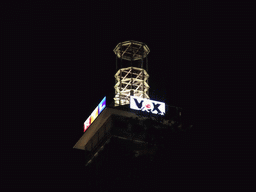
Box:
120;43;122;106
143;70;144;98
115;56;118;96
146;55;148;72
120;42;123;69
142;46;144;98
141;46;144;69
119;69;122;106
131;58;133;95
146;55;149;96
116;55;118;72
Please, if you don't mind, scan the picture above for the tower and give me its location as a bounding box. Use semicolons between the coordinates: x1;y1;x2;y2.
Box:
73;41;191;186
113;40;150;106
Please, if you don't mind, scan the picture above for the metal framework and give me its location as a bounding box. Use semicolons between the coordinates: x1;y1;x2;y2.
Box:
113;40;150;106
114;67;149;106
113;40;150;61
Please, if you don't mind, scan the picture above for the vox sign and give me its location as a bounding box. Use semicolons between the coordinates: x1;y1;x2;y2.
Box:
130;96;165;115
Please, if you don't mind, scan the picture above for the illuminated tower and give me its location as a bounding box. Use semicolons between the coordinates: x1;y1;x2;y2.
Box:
113;40;150;106
73;41;191;187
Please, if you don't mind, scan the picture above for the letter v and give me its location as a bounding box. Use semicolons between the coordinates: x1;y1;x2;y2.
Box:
134;98;144;109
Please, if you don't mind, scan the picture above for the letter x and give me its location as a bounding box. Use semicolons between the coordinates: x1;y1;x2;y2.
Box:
152;103;161;114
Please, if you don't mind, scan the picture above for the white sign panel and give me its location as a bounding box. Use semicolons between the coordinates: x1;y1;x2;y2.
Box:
130;96;165;115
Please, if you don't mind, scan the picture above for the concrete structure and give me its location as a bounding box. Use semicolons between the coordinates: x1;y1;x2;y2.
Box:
73;104;180;166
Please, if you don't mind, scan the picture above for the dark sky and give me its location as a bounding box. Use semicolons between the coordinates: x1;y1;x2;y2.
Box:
3;1;255;191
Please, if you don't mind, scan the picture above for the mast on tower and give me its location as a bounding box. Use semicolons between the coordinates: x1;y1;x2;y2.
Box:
113;40;150;106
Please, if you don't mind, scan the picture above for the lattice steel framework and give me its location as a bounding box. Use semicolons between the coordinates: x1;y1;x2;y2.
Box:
113;40;150;61
114;67;149;106
113;41;150;106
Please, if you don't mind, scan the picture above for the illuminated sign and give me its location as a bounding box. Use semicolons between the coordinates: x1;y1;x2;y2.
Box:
84;96;106;132
91;106;98;123
130;96;165;115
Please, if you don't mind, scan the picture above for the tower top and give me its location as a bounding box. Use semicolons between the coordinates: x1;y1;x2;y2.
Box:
113;40;150;61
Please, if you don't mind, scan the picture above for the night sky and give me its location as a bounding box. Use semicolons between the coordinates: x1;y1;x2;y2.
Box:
3;1;255;191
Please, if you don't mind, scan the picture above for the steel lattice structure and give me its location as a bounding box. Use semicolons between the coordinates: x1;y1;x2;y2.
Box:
114;67;149;106
113;40;150;61
113;41;150;106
